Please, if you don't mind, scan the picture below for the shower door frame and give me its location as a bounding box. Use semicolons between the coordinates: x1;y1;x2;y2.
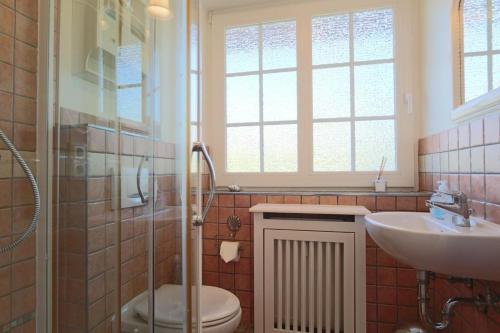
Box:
36;0;199;331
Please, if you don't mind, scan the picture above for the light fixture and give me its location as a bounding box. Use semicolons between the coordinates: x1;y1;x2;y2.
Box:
147;0;173;20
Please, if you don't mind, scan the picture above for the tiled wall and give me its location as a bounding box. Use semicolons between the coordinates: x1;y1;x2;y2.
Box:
0;0;38;332
56;109;181;332
418;113;500;223
418;113;500;333
201;192;432;331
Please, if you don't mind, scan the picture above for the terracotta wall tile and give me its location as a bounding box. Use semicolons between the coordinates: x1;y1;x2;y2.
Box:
13;67;36;98
218;194;234;207
15;13;37;46
250;195;266;206
234;195;250;208
0;62;13;92
486;204;500;224
357;196;376;211
13;123;35;151
301;195;319;204
0;34;13;64
319;195;337;205
376;197;396;211
485;175;500;205
338;195;356;206
13;95;35;125
0;4;14;36
0;91;13;121
267;195;284;204
283;195;301;204
396;197;417;211
14;41;35;74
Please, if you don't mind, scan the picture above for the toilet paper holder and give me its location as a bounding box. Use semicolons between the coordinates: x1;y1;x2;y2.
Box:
226;215;241;240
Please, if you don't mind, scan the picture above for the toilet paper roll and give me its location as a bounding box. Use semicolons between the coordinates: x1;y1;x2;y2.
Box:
220;241;240;263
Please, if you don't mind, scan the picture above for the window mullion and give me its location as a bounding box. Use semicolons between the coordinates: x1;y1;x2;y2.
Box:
296;14;313;177
258;25;265;173
349;13;356;172
488;0;493;91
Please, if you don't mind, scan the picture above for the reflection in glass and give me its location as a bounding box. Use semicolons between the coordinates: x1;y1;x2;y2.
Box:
463;0;488;53
464;55;488;102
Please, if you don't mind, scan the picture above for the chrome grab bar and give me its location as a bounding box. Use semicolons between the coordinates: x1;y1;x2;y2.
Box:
136;156;149;204
0;129;40;253
192;141;216;226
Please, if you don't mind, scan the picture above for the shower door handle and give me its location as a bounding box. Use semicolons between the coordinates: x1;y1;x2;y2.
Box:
136;156;149;204
192;141;216;226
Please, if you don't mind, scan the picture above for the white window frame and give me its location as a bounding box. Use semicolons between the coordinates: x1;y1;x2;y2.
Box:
206;0;419;188
452;0;500;122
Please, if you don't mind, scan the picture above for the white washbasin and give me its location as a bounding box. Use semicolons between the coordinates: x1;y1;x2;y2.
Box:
365;212;500;281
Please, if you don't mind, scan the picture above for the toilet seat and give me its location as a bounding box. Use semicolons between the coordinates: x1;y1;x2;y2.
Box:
134;284;241;329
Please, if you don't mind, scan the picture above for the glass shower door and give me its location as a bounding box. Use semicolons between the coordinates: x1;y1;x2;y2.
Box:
53;0;197;332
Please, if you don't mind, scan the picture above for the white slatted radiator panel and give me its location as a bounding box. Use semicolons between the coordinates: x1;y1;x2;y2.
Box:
264;230;355;333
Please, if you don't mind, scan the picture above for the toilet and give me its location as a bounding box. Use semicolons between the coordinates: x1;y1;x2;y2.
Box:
121;284;242;333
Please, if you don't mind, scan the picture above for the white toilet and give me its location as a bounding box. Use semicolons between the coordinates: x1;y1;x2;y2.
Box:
121;284;242;333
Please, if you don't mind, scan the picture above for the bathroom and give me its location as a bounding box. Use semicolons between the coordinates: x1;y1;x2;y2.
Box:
0;0;499;332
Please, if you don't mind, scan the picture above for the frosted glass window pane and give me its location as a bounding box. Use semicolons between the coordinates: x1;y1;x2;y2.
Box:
464;55;488;102
494;55;500;89
262;21;296;70
264;125;297;172
353;9;393;62
312;15;350;65
191;23;199;71
226;75;259;124
313;122;351;172
226;26;259;73
463;0;488;53
313;67;350;119
227;126;260;172
355;120;395;171
354;63;394;117
494;0;500;50
263;72;297;121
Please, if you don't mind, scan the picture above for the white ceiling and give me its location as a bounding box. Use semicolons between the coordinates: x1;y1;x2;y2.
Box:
201;0;293;11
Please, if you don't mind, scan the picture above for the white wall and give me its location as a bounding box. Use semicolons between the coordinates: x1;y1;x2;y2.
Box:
419;0;458;137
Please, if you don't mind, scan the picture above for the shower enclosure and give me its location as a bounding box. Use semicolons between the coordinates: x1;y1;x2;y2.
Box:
43;0;205;331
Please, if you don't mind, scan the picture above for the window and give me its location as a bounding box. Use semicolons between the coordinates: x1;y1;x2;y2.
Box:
209;1;418;187
225;22;298;173
461;0;500;102
312;10;396;172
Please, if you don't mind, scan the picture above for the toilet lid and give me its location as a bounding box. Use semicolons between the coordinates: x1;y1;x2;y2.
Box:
134;284;241;328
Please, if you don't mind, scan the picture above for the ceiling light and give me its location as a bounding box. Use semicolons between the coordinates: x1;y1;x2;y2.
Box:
148;0;173;20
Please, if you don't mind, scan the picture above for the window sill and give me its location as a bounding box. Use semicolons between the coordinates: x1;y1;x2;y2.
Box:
452;88;500;123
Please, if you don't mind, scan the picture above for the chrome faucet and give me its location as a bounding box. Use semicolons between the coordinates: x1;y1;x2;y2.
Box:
426;191;473;227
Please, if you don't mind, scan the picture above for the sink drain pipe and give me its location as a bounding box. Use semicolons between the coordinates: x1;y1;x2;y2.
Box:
417;271;500;331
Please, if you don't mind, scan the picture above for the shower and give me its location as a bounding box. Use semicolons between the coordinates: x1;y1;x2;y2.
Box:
0;129;40;253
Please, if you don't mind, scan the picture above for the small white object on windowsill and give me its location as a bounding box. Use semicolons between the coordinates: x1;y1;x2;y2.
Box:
374;179;387;192
374;156;387;192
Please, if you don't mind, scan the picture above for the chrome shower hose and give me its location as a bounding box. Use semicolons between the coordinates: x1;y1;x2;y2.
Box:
0;129;40;253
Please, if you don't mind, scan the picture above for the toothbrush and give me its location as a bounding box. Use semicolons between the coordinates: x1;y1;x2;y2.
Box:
377;156;387;181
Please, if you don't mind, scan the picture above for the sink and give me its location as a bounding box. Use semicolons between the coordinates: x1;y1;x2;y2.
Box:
365;212;500;281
